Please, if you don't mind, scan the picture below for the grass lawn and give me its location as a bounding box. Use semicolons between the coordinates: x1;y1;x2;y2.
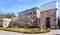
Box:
0;27;51;34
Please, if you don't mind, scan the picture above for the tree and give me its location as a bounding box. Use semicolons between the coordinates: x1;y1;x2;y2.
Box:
0;13;5;22
16;15;33;28
10;13;16;18
5;13;16;19
20;15;32;25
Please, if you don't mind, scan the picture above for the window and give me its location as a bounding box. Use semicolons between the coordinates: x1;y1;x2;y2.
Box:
29;12;32;15
5;23;6;26
32;16;34;19
46;17;50;28
28;13;29;15
24;13;27;15
33;11;36;15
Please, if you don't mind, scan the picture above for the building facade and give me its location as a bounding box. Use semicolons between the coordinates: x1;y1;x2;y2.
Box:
18;7;41;27
0;18;11;28
40;1;58;29
40;9;57;29
18;1;59;29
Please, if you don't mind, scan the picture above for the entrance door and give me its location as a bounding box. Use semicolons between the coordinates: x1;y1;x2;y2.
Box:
58;19;60;29
46;17;50;28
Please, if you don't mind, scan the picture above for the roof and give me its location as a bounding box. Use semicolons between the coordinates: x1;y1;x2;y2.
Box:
41;8;57;12
41;1;58;11
41;1;57;6
18;7;41;14
3;18;11;22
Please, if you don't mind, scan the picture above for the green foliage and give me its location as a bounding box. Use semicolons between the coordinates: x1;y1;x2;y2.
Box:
0;13;16;19
0;28;51;34
0;14;5;18
5;13;16;18
0;13;5;22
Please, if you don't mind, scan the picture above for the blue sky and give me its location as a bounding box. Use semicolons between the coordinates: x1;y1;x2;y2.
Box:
0;0;60;16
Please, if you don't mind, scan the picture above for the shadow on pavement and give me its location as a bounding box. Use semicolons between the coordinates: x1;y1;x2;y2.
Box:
54;34;60;35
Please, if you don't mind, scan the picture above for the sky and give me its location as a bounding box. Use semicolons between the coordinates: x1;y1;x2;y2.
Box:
0;0;60;16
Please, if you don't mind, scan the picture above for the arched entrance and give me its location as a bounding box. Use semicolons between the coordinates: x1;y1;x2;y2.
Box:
46;17;50;28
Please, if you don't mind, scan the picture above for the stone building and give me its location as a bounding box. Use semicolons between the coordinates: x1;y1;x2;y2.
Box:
40;9;57;29
0;1;58;28
18;1;58;29
18;7;41;27
40;1;58;29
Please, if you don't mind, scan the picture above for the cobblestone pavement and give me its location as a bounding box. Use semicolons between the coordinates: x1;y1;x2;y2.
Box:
0;29;60;35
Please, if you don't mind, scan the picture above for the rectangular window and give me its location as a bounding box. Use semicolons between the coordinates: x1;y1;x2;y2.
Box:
33;11;36;15
29;12;32;15
33;16;36;20
28;13;29;15
24;13;27;15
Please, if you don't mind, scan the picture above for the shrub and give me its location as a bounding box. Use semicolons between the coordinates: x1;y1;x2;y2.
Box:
0;28;51;34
